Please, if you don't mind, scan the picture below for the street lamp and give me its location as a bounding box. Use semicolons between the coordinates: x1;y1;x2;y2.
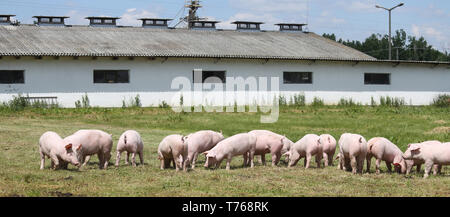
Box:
376;3;404;60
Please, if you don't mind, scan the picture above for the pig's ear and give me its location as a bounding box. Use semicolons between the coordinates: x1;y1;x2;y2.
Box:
219;130;223;135
65;144;73;151
203;151;209;156
282;152;290;157
410;144;420;151
77;144;82;151
206;152;216;158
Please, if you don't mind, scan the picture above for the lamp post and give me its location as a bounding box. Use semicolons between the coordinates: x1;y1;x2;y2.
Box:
376;3;404;60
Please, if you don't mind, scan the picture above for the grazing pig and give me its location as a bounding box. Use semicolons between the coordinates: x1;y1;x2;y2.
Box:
402;140;448;178
248;130;293;166
157;134;188;172
185;130;224;169
366;137;406;174
319;134;337;167
115;130;144;167
203;133;256;170
64;130;113;170
284;134;323;169
338;133;367;174
434;142;450;175
39;131;82;170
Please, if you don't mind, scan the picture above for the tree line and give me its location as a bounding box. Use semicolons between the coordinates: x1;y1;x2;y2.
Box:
322;29;450;61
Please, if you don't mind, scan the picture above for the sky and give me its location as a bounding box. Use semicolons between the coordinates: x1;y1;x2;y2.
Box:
1;0;449;52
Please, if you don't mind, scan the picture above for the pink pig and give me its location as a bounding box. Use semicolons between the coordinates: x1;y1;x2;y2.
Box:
284;134;323;169
39;131;82;170
203;133;256;170
157;134;188;172
402;140;448;178
366;137;406;174
248;130;292;166
63;129;113;170
115;130;144;167
319;134;337;167
185;130;224;169
338;133;367;174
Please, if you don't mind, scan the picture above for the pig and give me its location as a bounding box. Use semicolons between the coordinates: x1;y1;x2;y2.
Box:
63;129;113;170
157;134;188;172
319;134;337;167
404;141;443;175
115;130;144;167
203;133;256;170
365;137;406;174
284;134;323;169
39;131;82;170
434;142;450;175
402;140;448;178
248;130;293;166
338;133;367;174
185;130;224;169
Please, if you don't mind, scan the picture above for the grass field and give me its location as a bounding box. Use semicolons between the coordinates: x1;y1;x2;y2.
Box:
0;106;449;197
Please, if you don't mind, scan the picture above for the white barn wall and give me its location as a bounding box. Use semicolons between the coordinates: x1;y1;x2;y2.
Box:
0;56;449;107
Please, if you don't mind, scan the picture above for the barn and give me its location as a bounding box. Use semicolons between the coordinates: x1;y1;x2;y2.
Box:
0;15;449;108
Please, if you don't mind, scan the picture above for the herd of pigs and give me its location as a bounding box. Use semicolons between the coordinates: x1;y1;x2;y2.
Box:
39;129;450;178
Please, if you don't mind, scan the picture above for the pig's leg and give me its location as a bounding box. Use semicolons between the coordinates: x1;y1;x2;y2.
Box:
226;157;232;171
82;155;91;167
243;153;248;168
97;153;105;169
424;161;434;179
249;150;255;168
125;152;130;165
131;152;137;167
39;150;45;170
261;154;266;166
375;158;382;174
160;158;165;170
305;153;312;169
350;156;357;174
386;162;392;173
50;154;59;170
103;152;111;169
366;155;372;173
115;150;122;167
416;164;422;173
139;151;144;166
323;153;329;167
315;154;322;168
191;153;199;169
272;152;281;166
328;153;334;167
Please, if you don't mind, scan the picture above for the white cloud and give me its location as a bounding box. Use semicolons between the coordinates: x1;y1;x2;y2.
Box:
229;0;307;13
120;8;158;26
411;24;450;50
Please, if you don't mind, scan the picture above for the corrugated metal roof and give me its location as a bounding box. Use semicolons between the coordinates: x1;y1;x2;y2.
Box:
0;25;377;60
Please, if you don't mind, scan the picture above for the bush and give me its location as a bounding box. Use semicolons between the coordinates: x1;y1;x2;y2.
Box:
278;95;287;106
75;93;90;108
431;94;450;107
311;97;324;107
379;96;405;107
291;94;305;107
159;101;170;108
338;98;360;107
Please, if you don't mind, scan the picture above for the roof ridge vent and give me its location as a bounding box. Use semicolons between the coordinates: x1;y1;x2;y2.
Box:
139;18;172;29
86;16;120;27
189;20;220;30
232;21;264;32
33;16;69;26
275;23;307;33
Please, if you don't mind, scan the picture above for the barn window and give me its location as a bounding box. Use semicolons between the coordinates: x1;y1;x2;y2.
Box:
0;70;24;84
193;71;226;83
283;72;312;84
94;70;129;83
364;73;390;85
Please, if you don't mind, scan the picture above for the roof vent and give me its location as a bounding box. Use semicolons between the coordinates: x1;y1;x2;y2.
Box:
33;16;69;26
0;15;16;25
232;21;264;32
86;16;120;27
139;18;172;28
189;20;220;30
276;23;307;32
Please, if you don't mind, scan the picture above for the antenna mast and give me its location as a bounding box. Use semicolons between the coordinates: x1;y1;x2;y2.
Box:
185;0;202;28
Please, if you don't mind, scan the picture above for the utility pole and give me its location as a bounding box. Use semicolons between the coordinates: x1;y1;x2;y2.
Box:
185;0;202;28
376;3;404;60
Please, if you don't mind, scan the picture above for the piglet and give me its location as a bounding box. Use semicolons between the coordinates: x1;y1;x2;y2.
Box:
319;134;337;167
39;131;82;170
157;134;188;172
115;130;144;167
403;140;448;178
284;134;323;169
248;130;292;166
203;133;256;170
185;130;224;169
338;133;367;174
64;129;113;169
366;137;406;174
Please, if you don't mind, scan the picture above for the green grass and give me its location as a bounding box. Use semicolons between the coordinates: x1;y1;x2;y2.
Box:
0;106;449;197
